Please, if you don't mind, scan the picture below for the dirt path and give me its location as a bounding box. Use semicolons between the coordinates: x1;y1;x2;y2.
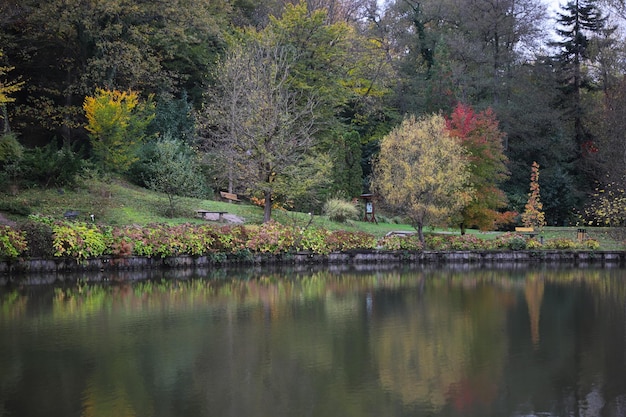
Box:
0;212;16;227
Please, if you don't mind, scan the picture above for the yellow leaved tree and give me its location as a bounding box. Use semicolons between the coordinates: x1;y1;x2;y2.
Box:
0;51;24;134
372;114;474;243
83;89;154;173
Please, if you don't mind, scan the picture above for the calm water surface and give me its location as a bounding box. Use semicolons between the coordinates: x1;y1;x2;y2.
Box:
1;265;626;417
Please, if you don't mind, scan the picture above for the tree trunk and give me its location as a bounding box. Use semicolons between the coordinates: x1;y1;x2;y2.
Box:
263;190;272;223
1;104;9;134
417;221;425;245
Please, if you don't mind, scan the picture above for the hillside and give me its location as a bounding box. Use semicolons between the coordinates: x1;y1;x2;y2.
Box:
0;179;623;250
0;178;416;237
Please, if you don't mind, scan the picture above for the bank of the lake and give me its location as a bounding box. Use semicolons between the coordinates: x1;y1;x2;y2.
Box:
2;249;625;286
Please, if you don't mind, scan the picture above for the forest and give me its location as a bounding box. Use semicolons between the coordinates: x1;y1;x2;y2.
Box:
0;0;625;229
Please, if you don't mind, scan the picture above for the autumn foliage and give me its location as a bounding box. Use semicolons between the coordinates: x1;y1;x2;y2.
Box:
0;51;23;106
582;180;626;227
84;89;154;173
521;162;546;230
373;114;473;242
445;103;513;231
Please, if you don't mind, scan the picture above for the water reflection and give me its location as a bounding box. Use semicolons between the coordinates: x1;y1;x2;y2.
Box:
1;266;626;417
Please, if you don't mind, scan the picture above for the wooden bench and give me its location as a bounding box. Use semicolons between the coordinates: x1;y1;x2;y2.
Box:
515;227;538;238
196;210;228;222
219;191;241;203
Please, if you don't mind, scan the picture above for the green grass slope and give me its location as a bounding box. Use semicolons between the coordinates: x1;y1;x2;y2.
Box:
0;178;623;249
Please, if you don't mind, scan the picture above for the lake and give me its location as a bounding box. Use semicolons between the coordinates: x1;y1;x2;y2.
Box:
1;264;626;417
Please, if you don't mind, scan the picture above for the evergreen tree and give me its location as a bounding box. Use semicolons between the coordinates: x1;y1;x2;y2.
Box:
331;130;364;199
552;0;612;157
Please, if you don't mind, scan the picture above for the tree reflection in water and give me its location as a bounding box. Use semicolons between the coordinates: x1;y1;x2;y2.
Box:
1;266;626;417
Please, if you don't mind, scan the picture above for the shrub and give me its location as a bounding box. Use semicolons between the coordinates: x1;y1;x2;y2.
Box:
448;234;484;250
583;239;600;250
245;221;296;254
18;220;54;258
107;224;242;258
424;235;450;250
526;238;543;250
0;220;611;263
134;223;213;257
543;238;578;250
52;222;109;260
378;234;423;251
115;225;153;257
0;200;31;216
325;230;375;251
27;214;55;225
21;143;84;188
0;225;27;259
323;198;359;223
108;227;134;257
508;236;527;250
492;233;527;250
217;225;249;253
298;227;331;254
374;214;390;224
0;132;24;192
173;224;215;256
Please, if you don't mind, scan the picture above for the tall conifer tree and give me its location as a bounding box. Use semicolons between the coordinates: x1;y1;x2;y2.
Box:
552;0;611;156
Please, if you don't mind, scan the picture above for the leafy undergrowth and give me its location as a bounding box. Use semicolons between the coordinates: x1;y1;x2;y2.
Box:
0;220;611;262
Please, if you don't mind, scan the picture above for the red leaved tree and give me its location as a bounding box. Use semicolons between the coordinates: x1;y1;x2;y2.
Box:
446;103;514;233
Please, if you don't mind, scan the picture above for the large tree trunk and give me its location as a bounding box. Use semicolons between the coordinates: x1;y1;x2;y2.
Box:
263;190;272;223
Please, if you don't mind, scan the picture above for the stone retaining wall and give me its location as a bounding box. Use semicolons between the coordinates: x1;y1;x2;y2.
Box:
0;250;623;274
1;250;624;286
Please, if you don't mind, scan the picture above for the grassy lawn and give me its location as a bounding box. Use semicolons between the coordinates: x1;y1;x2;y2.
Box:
1;178;624;250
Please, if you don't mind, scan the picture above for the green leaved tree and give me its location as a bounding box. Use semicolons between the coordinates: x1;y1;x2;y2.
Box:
144;135;205;217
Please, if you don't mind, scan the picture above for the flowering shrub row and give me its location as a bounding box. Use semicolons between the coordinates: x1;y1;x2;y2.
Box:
1;220;378;261
377;232;601;252
377;234;424;251
0;220;603;261
422;232;600;252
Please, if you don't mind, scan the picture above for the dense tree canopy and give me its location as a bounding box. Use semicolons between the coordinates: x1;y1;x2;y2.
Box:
1;0;626;227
